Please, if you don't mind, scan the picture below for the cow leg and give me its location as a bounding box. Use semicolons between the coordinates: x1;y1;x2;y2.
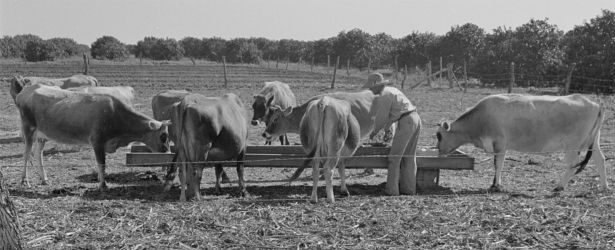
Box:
220;168;230;184
279;134;288;145
337;160;349;197
310;159;321;203
593;143;608;190
554;151;579;192
178;149;188;202
236;150;248;197
193;163;204;201
265;140;272;145
20;127;36;187
214;164;224;195
35;138;50;185
93;144;107;190
490;149;506;192
323;159;335;203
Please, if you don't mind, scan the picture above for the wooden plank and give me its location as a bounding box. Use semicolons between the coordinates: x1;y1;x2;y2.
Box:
130;145;468;157
0;136;22;144
125;152;474;170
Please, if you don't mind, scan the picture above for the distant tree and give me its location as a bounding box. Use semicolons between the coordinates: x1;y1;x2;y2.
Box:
24;40;58;61
394;32;439;69
309;37;336;65
180;37;205;59
368;32;396;68
91;36;129;60
333;28;371;67
125;44;137;55
474;26;516;86
135;36;158;59
225;38;262;64
47;37;82;58
562;9;615;93
249;37;277;60
203;37;226;61
2;34;43;58
439;23;485;66
150;38;184;60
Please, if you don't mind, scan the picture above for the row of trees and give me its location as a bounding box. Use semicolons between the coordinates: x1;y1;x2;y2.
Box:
1;10;613;91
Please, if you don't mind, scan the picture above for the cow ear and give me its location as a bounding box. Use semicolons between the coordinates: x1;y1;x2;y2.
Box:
282;107;293;116
148;121;162;130
442;121;451;131
266;96;274;106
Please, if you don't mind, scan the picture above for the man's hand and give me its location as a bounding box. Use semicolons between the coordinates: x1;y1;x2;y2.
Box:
383;129;393;142
369;130;379;140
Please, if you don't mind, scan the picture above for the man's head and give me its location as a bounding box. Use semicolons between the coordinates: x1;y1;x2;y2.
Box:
362;73;390;94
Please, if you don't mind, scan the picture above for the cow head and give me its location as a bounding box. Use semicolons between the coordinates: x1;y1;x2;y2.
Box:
143;120;172;153
9;75;27;102
251;95;274;126
436;121;460;156
262;105;292;140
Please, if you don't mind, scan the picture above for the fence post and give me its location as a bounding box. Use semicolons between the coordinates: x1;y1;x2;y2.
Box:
439;57;443;86
564;63;577;95
346;59;351;78
285;58;289;72
222;56;228;88
401;64;408;89
509;62;515;93
367;58;371;75
82;53;89;75
394;55;399;84
276;57;279;69
298;57;302;70
463;60;468;92
139;52;143;65
327;55;331;73
331;56;340;89
427;61;432;86
447;63;454;88
310;57;314;72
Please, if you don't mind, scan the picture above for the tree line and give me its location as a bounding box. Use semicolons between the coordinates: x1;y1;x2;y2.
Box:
1;10;613;91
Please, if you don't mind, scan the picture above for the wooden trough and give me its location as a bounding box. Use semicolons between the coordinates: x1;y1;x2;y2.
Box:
126;145;474;189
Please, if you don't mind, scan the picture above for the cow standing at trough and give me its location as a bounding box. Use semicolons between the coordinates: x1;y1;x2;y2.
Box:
151;90;230;186
169;93;248;201
251;81;296;145
10;82;171;189
67;86;135;106
436;94;606;192
263;90;390;181
300;96;361;203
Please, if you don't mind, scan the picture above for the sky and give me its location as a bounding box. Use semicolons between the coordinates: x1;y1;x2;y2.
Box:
1;0;613;45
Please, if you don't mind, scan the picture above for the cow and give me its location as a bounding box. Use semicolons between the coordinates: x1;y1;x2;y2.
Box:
436;94;606;192
22;74;98;88
11;82;171;189
251;81;297;145
299;96;360;203
151;90;230;186
168;93;248;201
263;90;385;180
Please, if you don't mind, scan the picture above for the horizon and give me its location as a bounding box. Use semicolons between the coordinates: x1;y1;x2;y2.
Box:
1;0;613;45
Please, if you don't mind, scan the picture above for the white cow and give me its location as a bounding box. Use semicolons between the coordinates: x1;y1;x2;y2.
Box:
22;75;98;88
436;94;606;192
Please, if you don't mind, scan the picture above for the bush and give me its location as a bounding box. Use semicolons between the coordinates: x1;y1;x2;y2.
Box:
91;36;129;60
24;40;58;61
151;38;184;60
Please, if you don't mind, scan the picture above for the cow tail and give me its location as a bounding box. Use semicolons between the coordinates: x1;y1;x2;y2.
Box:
317;100;328;163
572;104;603;175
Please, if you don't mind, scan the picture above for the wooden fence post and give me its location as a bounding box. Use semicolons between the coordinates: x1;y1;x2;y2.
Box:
0;171;22;250
139;52;143;65
447;63;454;88
427;61;432;86
439;57;443;86
327;55;331;72
564;63;577;95
285;58;289;71
331;56;340;89
222;56;228;88
298;57;302;70
463;60;468;92
401;65;408;89
310;57;314;72
394;55;399;84
346;59;351;78
82;53;89;75
276;57;279;69
367;58;371;75
509;62;515;93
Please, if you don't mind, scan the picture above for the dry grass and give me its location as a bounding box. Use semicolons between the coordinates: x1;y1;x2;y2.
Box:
1;61;614;249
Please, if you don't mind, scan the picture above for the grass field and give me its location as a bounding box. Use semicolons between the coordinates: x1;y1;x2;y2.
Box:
1;61;614;249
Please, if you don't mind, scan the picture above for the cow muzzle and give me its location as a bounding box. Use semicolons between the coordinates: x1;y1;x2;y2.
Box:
251;120;259;126
262;132;272;140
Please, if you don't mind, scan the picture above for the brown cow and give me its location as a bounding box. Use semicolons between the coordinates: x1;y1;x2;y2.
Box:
251;81;296;145
436;94;606;192
169;93;248;201
11;82;170;189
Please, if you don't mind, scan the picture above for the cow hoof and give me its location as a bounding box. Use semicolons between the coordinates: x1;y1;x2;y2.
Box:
99;182;108;191
20;180;31;188
221;177;231;184
339;190;350;197
163;183;173;192
553;186;564;192
239;190;249;197
488;185;502;193
41;180;50;185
